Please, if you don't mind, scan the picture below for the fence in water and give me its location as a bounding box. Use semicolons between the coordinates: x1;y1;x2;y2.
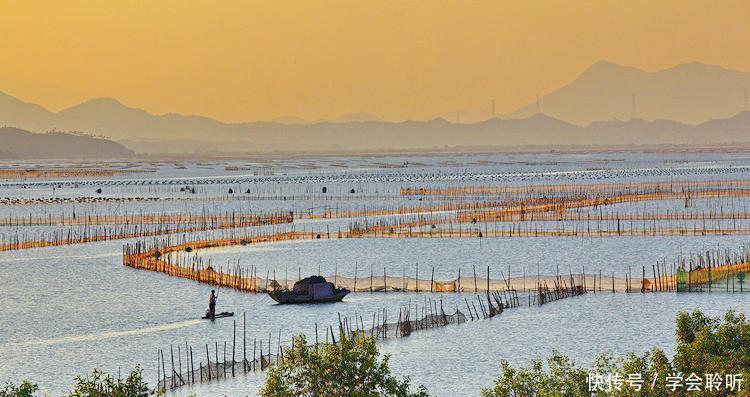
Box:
0;211;291;227
154;282;583;392
675;244;750;292
145;240;750;392
534;274;587;305
12;179;750;253
0;168;149;179
122;226;684;294
400;179;750;197
0;212;292;252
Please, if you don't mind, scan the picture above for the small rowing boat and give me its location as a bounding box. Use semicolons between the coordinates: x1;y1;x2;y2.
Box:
202;311;234;320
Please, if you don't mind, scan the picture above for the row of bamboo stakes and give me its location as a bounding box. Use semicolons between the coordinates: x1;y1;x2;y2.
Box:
0;168;147;179
156;279;574;392
6;209;746;255
0;195;194;206
0;212;292;253
350;219;750;238
125;223;750;296
459;210;750;223
457;189;750;222
0;210;293;227
400;179;750;197
303;180;750;219
153;245;750;391
8;179;750;252
345;186;750;238
674;244;750;292
123;228;681;294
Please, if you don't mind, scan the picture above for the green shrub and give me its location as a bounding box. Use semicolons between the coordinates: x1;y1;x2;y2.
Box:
483;310;750;397
260;334;430;397
0;381;39;397
67;366;149;397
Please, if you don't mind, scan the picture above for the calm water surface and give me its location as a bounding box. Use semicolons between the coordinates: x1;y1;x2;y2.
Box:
3;152;750;396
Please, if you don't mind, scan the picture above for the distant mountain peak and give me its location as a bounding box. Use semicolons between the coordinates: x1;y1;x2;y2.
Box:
525;112;557;121
513;61;750;125
582;60;726;76
85;97;125;105
270;115;308;125
578;60;642;79
667;61;718;70
425;116;451;124
58;96;151;121
332;112;383;123
0;90;49;109
585;60;627;70
64;97;130;111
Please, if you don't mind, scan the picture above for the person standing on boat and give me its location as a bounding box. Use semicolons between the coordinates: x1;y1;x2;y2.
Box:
208;289;217;319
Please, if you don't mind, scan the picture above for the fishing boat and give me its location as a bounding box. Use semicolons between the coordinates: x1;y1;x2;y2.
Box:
269;276;350;304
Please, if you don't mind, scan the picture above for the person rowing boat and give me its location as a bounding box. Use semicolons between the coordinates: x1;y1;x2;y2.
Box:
201;287;234;320
208;289;218;320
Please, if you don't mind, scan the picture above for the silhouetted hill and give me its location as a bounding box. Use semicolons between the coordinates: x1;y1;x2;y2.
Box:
121;111;750;153
512;61;750;125
0;127;134;158
2;71;750;154
0;91;56;132
681;111;750;143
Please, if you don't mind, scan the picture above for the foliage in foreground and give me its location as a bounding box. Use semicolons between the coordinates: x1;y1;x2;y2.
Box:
67;366;149;397
482;310;750;397
6;310;749;397
0;381;38;397
260;334;430;397
2;366;148;397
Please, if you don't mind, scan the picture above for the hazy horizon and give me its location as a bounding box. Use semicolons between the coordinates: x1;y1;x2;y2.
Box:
1;1;749;124
2;60;748;126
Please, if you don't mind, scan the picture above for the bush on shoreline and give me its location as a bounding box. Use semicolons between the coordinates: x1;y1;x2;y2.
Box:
483;310;750;397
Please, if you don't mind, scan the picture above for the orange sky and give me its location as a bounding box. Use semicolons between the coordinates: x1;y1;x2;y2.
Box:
1;0;748;122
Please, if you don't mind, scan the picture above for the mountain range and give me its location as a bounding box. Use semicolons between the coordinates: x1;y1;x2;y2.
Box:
1;61;749;154
92;111;750;153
